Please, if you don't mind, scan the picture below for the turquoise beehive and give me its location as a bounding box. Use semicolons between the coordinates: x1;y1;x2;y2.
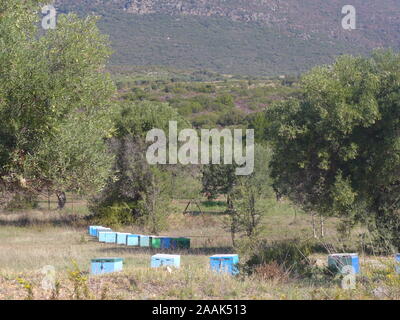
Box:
210;254;239;275
98;231;114;242
127;234;141;246
395;254;400;274
96;227;112;238
91;258;123;275
103;232;117;243
151;254;180;268
116;233;131;245
88;226;102;236
139;235;150;247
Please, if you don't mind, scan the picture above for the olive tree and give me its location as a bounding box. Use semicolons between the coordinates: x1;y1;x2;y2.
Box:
265;50;400;250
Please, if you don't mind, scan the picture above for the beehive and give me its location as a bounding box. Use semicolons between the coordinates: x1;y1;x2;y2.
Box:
139;235;150;247
328;253;360;274
88;226;102;236
96;227;112;238
395;254;400;274
116;233;131;245
151;236;162;249
91;258;123;275
126;234;140;246
170;237;190;249
151;254;180;268
176;237;190;249
103;232;117;243
160;237;172;249
98;231;114;243
210;254;239;275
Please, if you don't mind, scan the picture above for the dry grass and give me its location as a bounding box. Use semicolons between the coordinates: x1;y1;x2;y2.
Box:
0;199;399;300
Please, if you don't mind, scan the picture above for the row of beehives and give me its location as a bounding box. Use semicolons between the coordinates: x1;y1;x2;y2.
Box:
88;225;239;275
88;225;190;249
90;254;240;275
90;251;399;276
89;226;400;276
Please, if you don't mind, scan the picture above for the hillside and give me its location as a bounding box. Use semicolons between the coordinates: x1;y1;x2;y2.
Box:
54;0;400;76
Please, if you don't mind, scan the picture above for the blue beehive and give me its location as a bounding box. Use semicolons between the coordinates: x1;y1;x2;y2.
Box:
116;233;131;245
96;227;112;238
103;232;117;243
395;254;400;274
127;234;141;246
210;254;239;275
161;237;172;249
88;226;102;236
151;254;180;268
91;258;124;275
328;253;360;274
98;231;114;242
140;235;150;247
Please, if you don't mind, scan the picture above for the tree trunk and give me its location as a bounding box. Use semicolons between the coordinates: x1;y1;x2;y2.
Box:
47;188;51;210
227;194;236;247
56;191;66;210
320;215;325;238
312;212;318;238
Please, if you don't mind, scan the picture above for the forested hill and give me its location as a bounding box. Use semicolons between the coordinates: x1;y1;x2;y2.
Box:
55;0;400;76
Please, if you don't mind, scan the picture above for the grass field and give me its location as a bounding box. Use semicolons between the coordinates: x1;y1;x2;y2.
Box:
0;197;399;300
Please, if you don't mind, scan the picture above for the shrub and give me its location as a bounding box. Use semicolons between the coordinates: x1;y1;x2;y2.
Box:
253;262;289;283
93;202;136;228
241;239;315;278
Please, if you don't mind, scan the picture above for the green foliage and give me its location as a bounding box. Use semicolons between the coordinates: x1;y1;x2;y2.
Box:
57;2;388;76
0;1;116;204
94;202;136;228
229;145;274;239
201;164;237;200
23;110;115;197
67;261;90;300
90;101;187;228
240;239;314;278
137;167;172;234
265;50;400;249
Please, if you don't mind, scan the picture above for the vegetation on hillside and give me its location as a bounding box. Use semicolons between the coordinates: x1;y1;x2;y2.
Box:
2;0;400;300
55;0;400;76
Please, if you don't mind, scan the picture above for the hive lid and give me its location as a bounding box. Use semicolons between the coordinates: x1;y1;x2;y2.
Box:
152;254;180;259
91;257;124;263
329;253;358;257
210;254;238;258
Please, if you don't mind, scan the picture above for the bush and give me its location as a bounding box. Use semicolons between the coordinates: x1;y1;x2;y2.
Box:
93;202;136;228
240;239;315;278
253;262;289;283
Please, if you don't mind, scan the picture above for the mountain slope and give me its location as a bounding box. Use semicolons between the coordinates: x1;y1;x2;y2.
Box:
55;0;400;76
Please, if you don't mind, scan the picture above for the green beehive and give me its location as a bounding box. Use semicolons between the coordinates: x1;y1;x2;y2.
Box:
176;237;190;249
150;236;162;249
